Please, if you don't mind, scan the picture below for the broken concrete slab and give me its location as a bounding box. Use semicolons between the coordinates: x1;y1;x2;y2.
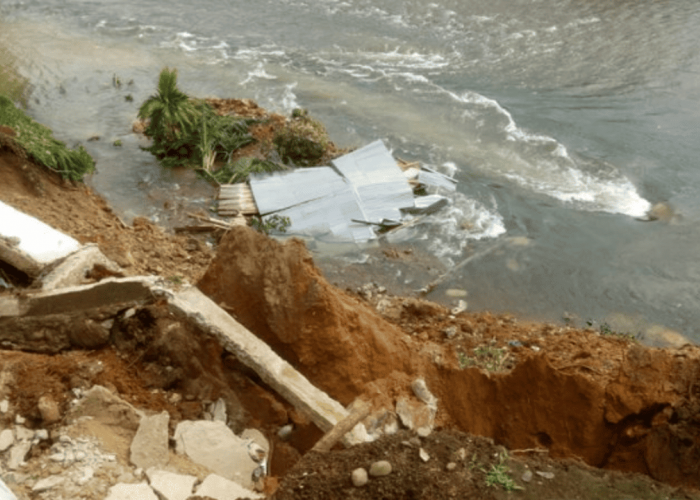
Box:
159;284;368;446
7;439;32;470
174;420;258;489
146;469;197;500
130;411;170;470
194;473;264;500
105;482;158;500
0;277;158;352
0;478;18;500
0;428;14;451
0;200;81;277
41;244;122;292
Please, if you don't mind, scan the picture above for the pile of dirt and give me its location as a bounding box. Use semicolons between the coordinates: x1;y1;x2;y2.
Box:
199;226;700;492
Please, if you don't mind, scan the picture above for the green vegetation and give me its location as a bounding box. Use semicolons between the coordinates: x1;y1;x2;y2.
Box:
0;95;95;181
458;342;507;372
273;108;330;166
138;67;281;185
248;214;291;235
113;139;123;147
484;451;523;491
587;320;638;342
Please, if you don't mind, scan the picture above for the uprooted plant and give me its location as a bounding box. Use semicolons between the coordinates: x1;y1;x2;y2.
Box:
138;67;275;182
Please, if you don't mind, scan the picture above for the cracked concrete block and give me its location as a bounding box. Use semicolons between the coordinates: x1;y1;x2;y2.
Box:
41;244;122;292
0;201;81;277
130;411;170;470
146;469;197;500
105;482;158;500
174;420;259;489
194;474;263;500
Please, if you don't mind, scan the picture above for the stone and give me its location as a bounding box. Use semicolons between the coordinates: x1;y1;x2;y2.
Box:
38;395;61;424
536;471;555;480
277;424;293;441
130;411;170;470
7;440;32;469
146;469;197;500
446;462;457;471
351;468;368;487
369;460;392;477
419;448;430;462
210;398;227;423
105;482;158;500
0;399;8;413
411;378;438;409
14;415;24;425
31;475;65;492
0;429;14;451
174;420;259;489
521;470;533;482
194;474;264;500
396;396;435;437
14;426;33;441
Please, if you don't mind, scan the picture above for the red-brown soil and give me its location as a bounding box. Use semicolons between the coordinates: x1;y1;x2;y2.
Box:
199;226;700;494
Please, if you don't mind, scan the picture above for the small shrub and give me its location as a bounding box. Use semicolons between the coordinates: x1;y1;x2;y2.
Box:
485;451;522;491
249;214;291;235
273;108;330;166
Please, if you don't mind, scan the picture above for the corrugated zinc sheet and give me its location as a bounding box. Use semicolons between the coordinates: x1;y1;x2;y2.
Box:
418;167;457;192
249;167;375;242
332;140;415;223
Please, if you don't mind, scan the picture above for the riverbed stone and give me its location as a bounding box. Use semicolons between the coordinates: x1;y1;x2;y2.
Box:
369;460;392;477
351;467;368;487
130;411;169;470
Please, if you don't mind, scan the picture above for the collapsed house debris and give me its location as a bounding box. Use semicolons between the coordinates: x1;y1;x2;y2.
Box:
216;140;456;242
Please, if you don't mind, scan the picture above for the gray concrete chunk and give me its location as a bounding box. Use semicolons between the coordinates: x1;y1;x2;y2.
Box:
130;411;170;470
146;469;197;500
194;474;264;500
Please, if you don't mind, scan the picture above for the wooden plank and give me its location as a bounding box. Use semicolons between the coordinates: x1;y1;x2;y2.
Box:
217;183;259;216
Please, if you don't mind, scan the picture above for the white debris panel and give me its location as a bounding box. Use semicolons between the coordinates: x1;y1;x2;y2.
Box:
249;140;424;243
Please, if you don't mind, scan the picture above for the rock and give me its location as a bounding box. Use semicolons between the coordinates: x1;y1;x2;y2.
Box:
130;411;170;470
14;426;33;441
7;440;32;469
68;319;111;349
445;289;468;298
536;471;555;480
210;398;227;423
194;474;264;500
446;462;457;471
31;475;65;492
369;460;392;477
174;420;259;489
105;482;158;500
351;468;368;487
443;326;458;339
396;396;435;437
451;300;468;315
0;429;14;451
277;424;293;441
521;470;533;482
411;378;437;409
37;395;61;424
0;400;8;413
146;469;197;500
14;415;24;425
419;448;430;462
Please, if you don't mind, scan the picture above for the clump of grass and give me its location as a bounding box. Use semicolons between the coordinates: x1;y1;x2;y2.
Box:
0;95;95;181
249;214;291;235
484;451;523;491
0;45;29;106
458;341;508;372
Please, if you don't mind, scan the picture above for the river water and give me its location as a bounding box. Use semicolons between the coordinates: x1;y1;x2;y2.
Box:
2;0;700;341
